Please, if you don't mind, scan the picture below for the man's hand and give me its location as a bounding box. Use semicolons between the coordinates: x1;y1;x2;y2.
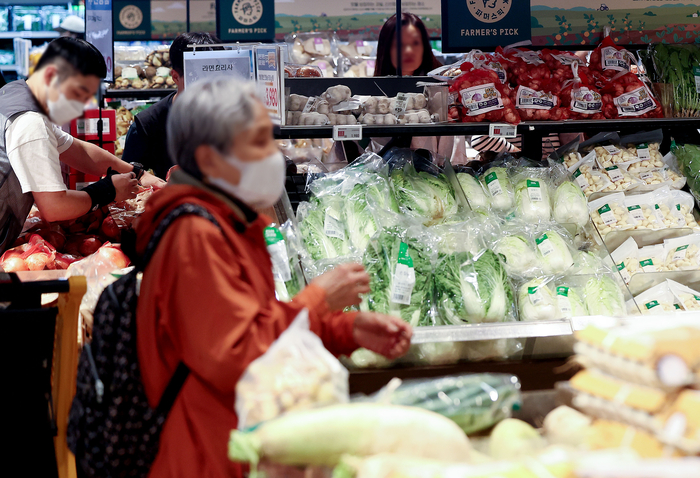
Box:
112;172;139;202
140;171;166;190
310;263;370;311
353;312;412;360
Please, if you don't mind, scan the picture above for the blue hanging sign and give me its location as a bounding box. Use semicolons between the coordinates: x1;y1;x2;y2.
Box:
441;0;532;52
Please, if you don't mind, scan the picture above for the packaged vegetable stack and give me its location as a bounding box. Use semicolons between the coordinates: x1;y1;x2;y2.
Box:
545;320;700;458
110;45;176;90
285;85;434;126
286;32;339;78
338;39;376;78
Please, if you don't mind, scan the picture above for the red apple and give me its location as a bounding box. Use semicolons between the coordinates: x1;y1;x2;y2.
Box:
101;216;121;241
79;237;103;257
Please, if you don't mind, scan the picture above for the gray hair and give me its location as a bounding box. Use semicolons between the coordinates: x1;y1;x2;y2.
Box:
167;76;259;180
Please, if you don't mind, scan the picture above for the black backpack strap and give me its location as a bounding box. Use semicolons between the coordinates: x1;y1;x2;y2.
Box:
140;203;220;414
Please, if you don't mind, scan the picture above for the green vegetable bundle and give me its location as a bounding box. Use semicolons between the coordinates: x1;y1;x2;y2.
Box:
673;143;700;204
390;164;458;225
298;196;350;262
385;373;522;435
434;249;515;325
343;175;397;254
361;226;436;326
651;44;700;117
265;222;306;302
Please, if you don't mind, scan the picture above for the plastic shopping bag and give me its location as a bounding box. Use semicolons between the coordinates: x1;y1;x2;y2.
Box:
235;310;349;430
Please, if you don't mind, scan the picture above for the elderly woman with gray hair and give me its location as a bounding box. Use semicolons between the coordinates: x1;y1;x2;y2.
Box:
131;77;412;478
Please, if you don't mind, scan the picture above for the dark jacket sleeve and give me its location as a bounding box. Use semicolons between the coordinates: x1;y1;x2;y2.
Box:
121;121;148;165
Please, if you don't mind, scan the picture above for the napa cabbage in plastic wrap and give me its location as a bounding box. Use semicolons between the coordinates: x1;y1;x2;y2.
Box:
553;181;589;227
343;174;397;254
480;167;513;211
553;284;588;318
434;249;515;325
297;198;350;261
492;234;539;277
584;275;626;317
518;278;560;321
361;225;436;326
389;164;458;224
455;172;490;211
534;229;575;275
514;177;551;222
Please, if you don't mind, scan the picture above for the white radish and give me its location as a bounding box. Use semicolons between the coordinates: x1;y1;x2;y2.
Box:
228;403;471;468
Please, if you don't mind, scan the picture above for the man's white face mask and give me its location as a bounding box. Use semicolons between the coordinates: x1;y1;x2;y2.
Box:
46;77;85;125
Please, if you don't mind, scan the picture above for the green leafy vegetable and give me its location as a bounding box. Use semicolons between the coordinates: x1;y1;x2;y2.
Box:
493;235;538;277
456;172;490;211
390;165;458;224
518;278;559;322
434;249;515;325
514;178;551;222
343;175;396;254
535;230;574;274
298;198;350;261
553;181;589;227
361;226;435;326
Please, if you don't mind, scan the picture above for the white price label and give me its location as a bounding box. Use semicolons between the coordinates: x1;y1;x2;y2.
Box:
485;172;503;197
536;237;555;257
527;180;543;202
673;245;689;262
314;38;325;53
122;67;138;79
76;118;111;135
302;97;316;113
489;123;517;138
574;170;590;190
323;210;346;240
627;205;645;222
617;263;632;284
267;241;292;282
391;263;416;305
640;259;657;273
558;295;572;317
603;145;622;155
637;147;651;161
393;93;408;116
597;204;617;226
639;171;655;181
528;287;544;306
606;166;624;183
333;124;363;141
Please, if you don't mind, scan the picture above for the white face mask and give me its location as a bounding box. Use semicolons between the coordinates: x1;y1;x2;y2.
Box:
208;151;286;209
46;78;85;125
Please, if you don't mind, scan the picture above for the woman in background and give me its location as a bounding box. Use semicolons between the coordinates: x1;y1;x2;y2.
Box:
374;12;442;77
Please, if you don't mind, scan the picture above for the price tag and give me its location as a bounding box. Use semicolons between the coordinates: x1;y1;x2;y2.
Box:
603;145;621;155
617;262;632;284
557;287;572;317
639;171;655;181
391;242;415;305
528;286;544;306
527;179;543;202
605;166;624;183
644;300;660;311
627;205;645;222
573;168;589;190
536;233;555;257
264;227;292;282
122;67;138;79
637;144;651;161
485;172;503;197
333;124;363;141
639;258;657;273
365;60;375;77
489;123;517;138
324;209;346;240
393;93;409;116
673;245;689;262
302;97;316;113
314;38;325;53
598;204;617;226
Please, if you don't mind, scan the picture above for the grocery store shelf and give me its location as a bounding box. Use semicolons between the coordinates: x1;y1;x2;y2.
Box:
0;31;59;39
411;320;574;344
276;118;700;139
0;64;17;71
104;89;174;99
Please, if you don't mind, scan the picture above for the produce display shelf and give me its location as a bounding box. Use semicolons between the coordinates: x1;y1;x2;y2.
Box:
104;89;173;99
0;31;59;39
0;64;17;71
275;118;700;140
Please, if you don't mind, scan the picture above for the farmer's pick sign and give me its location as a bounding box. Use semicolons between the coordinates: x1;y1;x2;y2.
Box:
441;0;531;51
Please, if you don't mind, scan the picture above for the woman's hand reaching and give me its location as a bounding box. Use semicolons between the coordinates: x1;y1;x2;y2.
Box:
311;263;370;311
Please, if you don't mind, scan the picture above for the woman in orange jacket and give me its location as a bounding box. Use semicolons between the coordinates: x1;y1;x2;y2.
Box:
133;77;412;478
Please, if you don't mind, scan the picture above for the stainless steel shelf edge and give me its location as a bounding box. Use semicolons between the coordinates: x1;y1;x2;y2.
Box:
0;31;59;39
410;319;574;344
